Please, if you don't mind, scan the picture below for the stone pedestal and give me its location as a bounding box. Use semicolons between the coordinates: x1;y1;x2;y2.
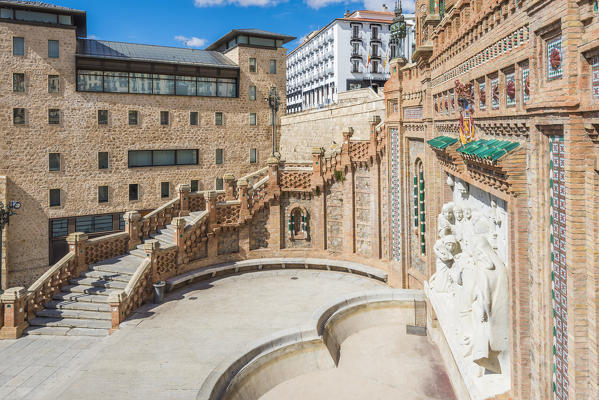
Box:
66;232;88;276
124;211;142;250
177;184;191;217
0;287;28;339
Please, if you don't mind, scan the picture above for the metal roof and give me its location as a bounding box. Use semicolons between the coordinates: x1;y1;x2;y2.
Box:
427;136;458;150
77;39;239;69
205;29;296;50
457;139;520;161
0;0;84;13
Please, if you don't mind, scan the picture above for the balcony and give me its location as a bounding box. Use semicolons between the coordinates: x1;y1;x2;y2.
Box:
370;35;381;43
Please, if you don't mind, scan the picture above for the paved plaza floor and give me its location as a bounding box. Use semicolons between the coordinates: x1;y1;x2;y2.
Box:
0;269;453;400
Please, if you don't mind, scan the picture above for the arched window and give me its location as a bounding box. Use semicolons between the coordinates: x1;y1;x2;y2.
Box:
413;160;426;255
288;207;308;240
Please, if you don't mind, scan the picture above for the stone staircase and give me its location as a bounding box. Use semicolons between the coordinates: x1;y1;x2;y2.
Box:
25;212;203;337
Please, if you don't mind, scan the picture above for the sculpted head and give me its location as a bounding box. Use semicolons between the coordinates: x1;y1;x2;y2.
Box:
442;202;455;224
442;234;461;255
454;205;463;221
464;207;472;220
455;180;470;200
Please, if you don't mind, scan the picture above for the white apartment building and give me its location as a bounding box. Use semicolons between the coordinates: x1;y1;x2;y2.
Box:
286;8;415;114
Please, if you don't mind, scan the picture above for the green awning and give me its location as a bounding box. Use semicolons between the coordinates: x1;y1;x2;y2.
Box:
427;136;458;150
457;139;520;161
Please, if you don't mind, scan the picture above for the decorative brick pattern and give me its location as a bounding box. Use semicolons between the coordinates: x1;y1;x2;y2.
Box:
551;136;568;400
354;168;371;256
403;106;423;119
326;182;344;251
217;229;239;255
279;171;311;190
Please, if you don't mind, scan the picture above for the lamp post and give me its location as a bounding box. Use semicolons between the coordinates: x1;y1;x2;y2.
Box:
0;201;20;292
265;87;281;157
390;0;407;61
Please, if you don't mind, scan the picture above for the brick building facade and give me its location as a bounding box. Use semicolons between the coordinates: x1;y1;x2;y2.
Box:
0;1;293;288
384;0;599;398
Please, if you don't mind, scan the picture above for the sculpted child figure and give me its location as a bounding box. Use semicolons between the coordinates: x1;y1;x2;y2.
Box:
430;234;461;293
437;202;455;238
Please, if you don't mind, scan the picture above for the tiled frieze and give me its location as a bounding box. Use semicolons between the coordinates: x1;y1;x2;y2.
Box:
390;128;401;261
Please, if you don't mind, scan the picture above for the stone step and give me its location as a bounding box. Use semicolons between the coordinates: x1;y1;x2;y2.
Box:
70;277;127;290
53;293;109;304
130;248;147;258
35;308;110;320
45;300;111;312
29;317;112;329
81;270;131;283
25;326;109;337
89;256;141;274
61;285;113;296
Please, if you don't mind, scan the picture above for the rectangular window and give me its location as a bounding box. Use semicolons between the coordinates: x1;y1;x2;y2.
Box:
98;152;108;169
48;75;59;93
98;186;109;203
198;77;217;96
13;108;25;125
372;44;378;57
1;8;14;19
49;153;60;171
506;72;516;107
51;219;68;238
152;74;175;95
215;148;224;164
352;60;359;73
249;113;257;126
98;110;108;125
48;109;60;124
522;68;530;103
160;111;169;125
372;26;379;39
190;111;198;125
191;180;199;192
249;57;257;73
352;25;359;38
217;78;237;97
250;148;257;164
161;182;170;198
128;150;198;167
49;189;61;207
129;184;139;201
48;40;59;58
119;213;125;230
215;112;223;126
129;72;152;94
129;110;138;125
270;59;277;74
249;85;256;101
13;37;24;56
77;70;103;92
372;60;379;73
75;215;113;233
103;71;128;93
13;73;24;92
176;75;196;96
215;178;224;191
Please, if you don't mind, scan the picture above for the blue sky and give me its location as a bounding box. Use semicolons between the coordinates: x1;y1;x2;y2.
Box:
55;0;415;51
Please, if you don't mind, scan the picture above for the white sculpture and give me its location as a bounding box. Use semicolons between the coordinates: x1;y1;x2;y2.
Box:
430;235;461;293
437;202;455;238
455;180;470;201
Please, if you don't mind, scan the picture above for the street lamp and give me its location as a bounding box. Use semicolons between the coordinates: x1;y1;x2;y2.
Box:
0;200;20;292
390;0;407;61
265;87;281;157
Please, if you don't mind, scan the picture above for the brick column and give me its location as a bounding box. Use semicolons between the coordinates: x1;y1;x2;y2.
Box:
172;217;186;265
66;232;88;276
239;222;251;256
108;290;125;334
266;157;282;250
176;184;191;217
341;130;355;255
0;287;28;339
223;174;236;201
123;211;141;250
206;191;217;230
144;240;160;282
311;147;326;251
237;178;250;220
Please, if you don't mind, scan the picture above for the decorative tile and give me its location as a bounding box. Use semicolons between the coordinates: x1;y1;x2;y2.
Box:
479;82;486;110
491;78;499;109
506;72;516;107
550;136;567;400
391;128;401;261
592;56;599;99
548;36;563;80
523;68;530;103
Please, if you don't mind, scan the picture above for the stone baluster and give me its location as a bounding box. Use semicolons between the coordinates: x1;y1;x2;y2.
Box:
0;287;28;339
124;211;141;250
223;174;236;201
66;232;88;276
177;184;191;217
237;178;250;219
172;217;187;265
267;156;281;198
369;116;381;157
341;128;354;166
107;290;125;334
144;240;160;283
206;191;217;230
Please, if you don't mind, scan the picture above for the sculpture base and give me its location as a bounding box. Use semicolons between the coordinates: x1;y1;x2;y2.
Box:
0;322;28;339
425;283;510;400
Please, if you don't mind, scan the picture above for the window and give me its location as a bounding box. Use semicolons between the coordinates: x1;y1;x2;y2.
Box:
48;75;59;93
352;25;359;38
215;112;223;125
190;111;198;125
270;59;277;74
352;60;360;73
49;189;61;207
119;213;125;230
128;149;198;167
372;60;379;73
129;110;138;125
48;40;59;58
13;37;24;56
160;111;169;125
249;113;257;126
98;110;108;125
104;72;128;93
372;26;379;40
129;184;139;201
249;85;256;101
250;148;257;164
191;180;199;192
413;160;426;256
249;58;257;73
13;73;24;92
13;108;25;125
352;42;359;55
48;109;60;124
98;152;108;169
161;182;170;198
215;178;224;190
51;219;68;238
215;148;224;164
49;153;60;171
98;186;109;203
217;78;236;97
372;44;379;57
75;215;113;233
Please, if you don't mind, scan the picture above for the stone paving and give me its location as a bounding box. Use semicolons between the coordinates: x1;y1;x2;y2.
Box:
0;269;453;400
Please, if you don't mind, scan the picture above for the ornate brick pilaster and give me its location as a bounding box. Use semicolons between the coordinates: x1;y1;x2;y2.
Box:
66;232;88;276
177;184;191;217
0;287;27;339
123;211;141;250
172;217;186;265
206;191;217;230
237;178;250;220
223;174;236;201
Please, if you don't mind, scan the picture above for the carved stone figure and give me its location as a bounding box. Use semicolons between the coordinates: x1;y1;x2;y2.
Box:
430;235;461;293
455;180;470;201
437;202;455;238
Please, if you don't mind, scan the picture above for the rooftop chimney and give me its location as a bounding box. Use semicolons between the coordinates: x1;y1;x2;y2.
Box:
344;10;350;18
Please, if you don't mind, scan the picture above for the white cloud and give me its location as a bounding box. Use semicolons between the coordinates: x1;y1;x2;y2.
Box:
194;0;280;7
305;0;351;9
175;35;207;48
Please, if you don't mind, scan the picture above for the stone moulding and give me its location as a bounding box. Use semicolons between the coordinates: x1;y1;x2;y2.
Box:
196;289;424;400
